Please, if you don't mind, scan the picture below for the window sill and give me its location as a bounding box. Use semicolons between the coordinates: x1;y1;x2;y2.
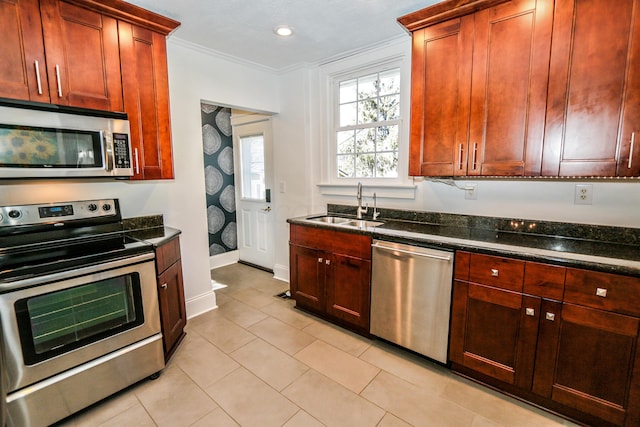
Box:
317;183;417;199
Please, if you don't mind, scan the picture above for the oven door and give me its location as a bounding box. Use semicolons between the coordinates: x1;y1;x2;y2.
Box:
0;253;160;393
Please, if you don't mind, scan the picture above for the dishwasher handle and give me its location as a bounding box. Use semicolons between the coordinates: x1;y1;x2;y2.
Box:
372;243;452;261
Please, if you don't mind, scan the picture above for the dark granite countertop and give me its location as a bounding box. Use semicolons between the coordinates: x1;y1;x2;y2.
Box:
122;215;181;247
288;210;640;276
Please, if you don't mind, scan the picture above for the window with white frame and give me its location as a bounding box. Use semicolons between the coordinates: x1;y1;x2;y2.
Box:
335;67;401;179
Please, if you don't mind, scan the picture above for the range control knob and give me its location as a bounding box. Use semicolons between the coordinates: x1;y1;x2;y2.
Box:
102;203;112;212
8;210;21;219
87;203;98;212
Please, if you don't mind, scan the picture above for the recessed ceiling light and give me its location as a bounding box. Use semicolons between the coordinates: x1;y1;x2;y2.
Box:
274;25;294;37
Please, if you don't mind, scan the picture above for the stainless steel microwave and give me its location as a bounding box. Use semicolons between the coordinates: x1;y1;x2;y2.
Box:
0;105;133;179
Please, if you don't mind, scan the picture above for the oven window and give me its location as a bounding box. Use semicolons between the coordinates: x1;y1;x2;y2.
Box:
15;273;144;365
0;124;102;168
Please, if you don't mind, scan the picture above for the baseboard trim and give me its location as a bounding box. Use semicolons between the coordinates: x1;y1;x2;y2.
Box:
186;290;217;319
273;263;289;283
209;250;239;269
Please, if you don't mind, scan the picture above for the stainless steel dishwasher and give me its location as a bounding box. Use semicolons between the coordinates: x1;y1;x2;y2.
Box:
370;240;454;364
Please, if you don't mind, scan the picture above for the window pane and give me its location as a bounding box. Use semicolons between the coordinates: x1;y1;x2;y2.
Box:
355;153;375;177
358;99;378;124
379;69;400;96
337;155;355;177
340;102;357;127
240;134;265;200
377;125;399;152
339;79;357;103
355;128;375;153
335;66;401;179
379;95;400;121
357;73;378;100
376;152;398;178
337;131;355;154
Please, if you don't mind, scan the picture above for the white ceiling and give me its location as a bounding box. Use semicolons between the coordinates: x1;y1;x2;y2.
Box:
124;0;439;71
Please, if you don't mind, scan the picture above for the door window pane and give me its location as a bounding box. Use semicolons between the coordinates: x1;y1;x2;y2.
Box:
240;134;265;200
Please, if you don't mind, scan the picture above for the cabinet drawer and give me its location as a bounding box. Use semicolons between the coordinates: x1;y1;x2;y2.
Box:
564;268;640;317
469;253;525;292
523;262;565;300
156;237;181;274
290;224;371;260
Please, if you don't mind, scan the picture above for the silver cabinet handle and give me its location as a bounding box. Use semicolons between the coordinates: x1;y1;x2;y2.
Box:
318;258;323;263
134;148;140;175
458;144;464;170
491;269;499;277
596;287;607;298
472;142;478;170
629;132;636;169
325;259;330;265
55;64;62;97
34;60;43;95
161;283;168;289
525;308;535;316
545;312;555;322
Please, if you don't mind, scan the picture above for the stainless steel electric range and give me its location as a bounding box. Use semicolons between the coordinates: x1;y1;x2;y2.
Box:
0;199;164;427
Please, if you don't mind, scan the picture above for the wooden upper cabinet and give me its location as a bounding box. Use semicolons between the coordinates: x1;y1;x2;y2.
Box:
0;0;50;102
40;0;123;111
405;0;553;177
408;16;473;176
119;22;174;180
468;0;553;176
542;0;640;177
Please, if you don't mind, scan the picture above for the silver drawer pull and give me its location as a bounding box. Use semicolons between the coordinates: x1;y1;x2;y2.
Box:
491;269;499;277
318;258;323;263
596;288;607;298
545;312;555;322
525;308;535;317
161;283;168;289
325;259;330;265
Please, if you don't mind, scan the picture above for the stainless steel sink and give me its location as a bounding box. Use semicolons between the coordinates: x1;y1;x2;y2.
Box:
306;216;353;224
304;216;384;228
341;220;384;228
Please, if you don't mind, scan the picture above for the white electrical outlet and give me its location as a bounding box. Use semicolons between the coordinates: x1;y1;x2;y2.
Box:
574;184;593;205
464;184;478;200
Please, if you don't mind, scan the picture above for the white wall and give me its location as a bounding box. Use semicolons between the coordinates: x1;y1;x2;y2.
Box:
0;37;281;318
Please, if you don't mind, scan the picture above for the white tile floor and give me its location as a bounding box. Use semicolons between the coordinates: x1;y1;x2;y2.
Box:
57;263;580;427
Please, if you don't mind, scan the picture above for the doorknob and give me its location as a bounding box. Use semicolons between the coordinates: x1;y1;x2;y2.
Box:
262;206;272;212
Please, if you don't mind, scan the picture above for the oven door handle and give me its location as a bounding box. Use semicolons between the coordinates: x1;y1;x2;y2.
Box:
0;252;155;293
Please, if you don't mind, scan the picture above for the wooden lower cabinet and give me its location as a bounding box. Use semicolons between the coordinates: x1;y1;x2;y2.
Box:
289;224;371;333
155;236;187;361
451;251;640;426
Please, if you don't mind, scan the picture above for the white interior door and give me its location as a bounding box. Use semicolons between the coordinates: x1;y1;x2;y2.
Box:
232;117;274;270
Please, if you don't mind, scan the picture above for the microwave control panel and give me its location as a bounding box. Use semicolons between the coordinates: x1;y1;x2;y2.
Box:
113;133;131;169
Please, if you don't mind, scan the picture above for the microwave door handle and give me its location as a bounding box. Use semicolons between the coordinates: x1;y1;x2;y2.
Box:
103;132;114;171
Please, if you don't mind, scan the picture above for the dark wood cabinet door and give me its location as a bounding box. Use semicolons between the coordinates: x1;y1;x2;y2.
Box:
468;0;553;176
533;303;640;426
289;244;324;313
543;0;640;177
325;254;371;330
157;259;187;360
450;281;540;387
39;0;122;111
119;22;174;180
0;0;50;102
408;16;473;176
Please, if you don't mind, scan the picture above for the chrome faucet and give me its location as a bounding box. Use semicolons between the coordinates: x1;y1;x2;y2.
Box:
373;192;380;220
356;182;368;219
